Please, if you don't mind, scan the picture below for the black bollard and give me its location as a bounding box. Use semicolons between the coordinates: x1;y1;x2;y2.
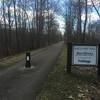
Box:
25;52;31;68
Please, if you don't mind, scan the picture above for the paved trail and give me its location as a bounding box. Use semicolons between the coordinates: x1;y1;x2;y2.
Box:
0;42;63;100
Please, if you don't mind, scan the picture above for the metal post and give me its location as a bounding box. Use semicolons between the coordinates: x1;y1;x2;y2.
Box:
67;42;72;73
97;44;100;76
25;51;31;68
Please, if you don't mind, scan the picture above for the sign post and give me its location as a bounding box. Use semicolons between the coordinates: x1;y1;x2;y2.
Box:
67;43;72;73
25;51;31;68
97;44;100;76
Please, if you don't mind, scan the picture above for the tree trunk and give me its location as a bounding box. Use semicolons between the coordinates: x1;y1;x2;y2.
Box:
13;0;20;52
77;0;82;41
3;0;9;56
83;0;88;42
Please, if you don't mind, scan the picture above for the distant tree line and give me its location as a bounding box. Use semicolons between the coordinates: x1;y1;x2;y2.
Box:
0;0;62;58
64;0;100;43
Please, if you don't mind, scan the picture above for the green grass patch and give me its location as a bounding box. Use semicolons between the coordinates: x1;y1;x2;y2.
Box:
36;46;100;100
0;47;47;69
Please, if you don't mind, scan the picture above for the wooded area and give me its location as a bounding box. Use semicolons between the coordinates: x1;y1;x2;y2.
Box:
0;0;62;58
0;0;100;58
64;0;100;43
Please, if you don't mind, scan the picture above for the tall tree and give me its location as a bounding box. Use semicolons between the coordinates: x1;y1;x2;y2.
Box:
12;0;20;51
2;0;9;55
91;0;100;18
83;0;88;42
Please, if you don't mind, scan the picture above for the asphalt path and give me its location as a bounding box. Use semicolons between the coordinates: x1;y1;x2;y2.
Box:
0;42;63;100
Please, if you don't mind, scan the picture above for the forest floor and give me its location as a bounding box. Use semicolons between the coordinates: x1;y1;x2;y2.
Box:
36;46;100;100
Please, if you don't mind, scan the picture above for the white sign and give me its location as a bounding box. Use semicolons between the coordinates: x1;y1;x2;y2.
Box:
72;45;98;66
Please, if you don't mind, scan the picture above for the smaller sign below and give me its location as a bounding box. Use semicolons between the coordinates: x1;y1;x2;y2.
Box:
72;45;98;66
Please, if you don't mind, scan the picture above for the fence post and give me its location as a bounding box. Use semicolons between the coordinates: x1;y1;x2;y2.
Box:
67;42;72;74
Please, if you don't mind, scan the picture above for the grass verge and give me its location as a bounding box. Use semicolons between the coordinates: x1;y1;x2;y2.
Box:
36;46;100;100
0;47;47;69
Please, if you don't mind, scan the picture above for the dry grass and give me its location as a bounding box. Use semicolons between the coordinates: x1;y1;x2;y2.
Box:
36;46;100;100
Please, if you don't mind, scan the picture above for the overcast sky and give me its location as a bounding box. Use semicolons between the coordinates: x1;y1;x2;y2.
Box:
0;0;99;34
57;0;100;34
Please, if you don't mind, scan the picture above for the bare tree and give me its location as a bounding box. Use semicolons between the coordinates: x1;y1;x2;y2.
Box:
91;0;100;18
12;0;20;51
0;0;62;58
2;0;9;55
83;0;88;42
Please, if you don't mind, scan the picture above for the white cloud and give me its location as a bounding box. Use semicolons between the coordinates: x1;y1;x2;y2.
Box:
55;15;65;34
87;0;100;6
26;10;33;20
81;12;99;21
73;0;100;6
